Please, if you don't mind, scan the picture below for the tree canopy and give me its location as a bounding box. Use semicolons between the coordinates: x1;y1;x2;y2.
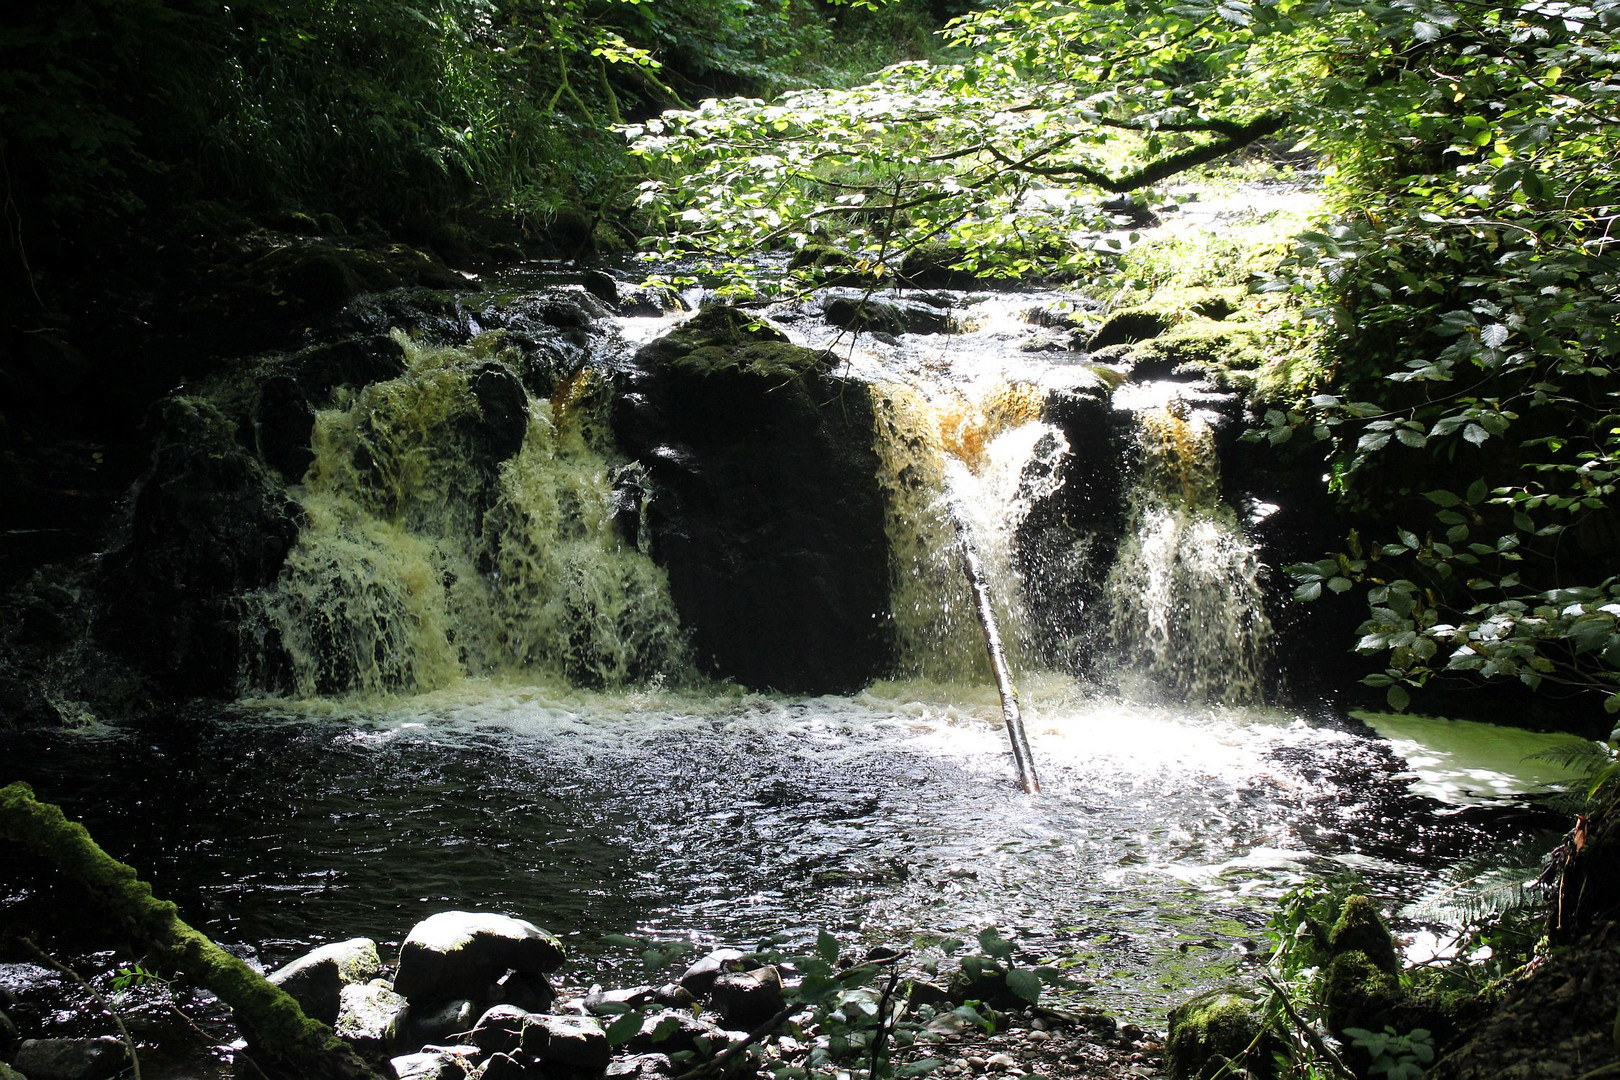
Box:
627;0;1620;721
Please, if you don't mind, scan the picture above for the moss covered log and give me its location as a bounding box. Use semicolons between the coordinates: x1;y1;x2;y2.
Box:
0;782;381;1080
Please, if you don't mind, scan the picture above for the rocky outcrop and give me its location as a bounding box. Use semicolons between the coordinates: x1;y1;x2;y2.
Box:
96;397;303;697
611;306;892;693
1012;386;1134;675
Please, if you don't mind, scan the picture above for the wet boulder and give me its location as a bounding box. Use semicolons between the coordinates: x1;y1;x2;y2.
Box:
267;937;385;1026
611;306;892;693
711;966;785;1029
390;1049;470;1080
14;1037;131;1080
583;984;695;1015
618;285;685;319
1012;387;1133;674
395;912;565;1004
462;363;530;470
469;1005;532;1056
518;1015;610;1069
676;948;747;997
820;293;952;337
336;980;410;1059
490;970;555;1015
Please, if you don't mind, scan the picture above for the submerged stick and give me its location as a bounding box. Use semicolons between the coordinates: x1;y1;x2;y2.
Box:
950;503;1041;795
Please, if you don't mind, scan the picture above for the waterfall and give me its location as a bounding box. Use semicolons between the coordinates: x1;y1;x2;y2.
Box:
1102;395;1272;703
870;363;1270;706
873;379;1066;683
240;333;691;699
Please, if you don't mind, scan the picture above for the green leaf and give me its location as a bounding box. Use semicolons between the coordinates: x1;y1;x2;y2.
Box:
977;928;1015;962
817;929;840;964
1387;684;1412;711
607;1009;644;1047
1004;966;1042;1003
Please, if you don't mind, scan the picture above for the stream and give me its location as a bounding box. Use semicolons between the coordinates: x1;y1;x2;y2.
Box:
0;198;1586;1037
0;680;1566;1022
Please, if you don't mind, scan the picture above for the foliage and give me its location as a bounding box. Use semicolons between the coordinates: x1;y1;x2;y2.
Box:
1248;0;1620;717
1341;1026;1434;1080
0;0;936;261
599;926;1060;1080
1536;741;1620;819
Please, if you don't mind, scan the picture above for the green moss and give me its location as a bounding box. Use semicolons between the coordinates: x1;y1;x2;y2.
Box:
672;341;832;381
1130;323;1255;371
1330;895;1400;974
1323;951;1404;1036
1165;989;1279;1080
0;782;381;1079
638;306;832;381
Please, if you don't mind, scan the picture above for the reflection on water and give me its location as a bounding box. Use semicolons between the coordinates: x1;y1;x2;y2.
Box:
0;678;1557;1020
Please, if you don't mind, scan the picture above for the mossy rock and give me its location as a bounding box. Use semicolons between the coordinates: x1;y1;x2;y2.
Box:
1330;896;1400;975
1087;307;1175;351
1166;989;1280;1080
790;243;858;272
1126;322;1269;384
638;306;830;381
1323;951;1404;1036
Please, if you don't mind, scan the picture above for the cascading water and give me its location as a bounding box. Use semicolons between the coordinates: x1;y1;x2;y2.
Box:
242;332;690;698
872;379;1063;683
4;274;1574;1049
1102;390;1272;703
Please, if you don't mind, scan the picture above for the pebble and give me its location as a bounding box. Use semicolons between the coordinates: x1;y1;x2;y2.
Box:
986;1053;1018;1069
1029;1018;1048;1031
1027;1030;1052;1043
966;1055;989;1069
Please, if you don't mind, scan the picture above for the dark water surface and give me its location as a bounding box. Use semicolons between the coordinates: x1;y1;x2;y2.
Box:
0;678;1560;1019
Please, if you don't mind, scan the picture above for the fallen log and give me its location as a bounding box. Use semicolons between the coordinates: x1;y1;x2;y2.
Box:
0;781;381;1080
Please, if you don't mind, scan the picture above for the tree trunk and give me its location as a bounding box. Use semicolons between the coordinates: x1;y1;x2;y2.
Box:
0;781;381;1080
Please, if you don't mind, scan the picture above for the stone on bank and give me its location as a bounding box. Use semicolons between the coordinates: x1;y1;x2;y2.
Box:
394;911;565;1002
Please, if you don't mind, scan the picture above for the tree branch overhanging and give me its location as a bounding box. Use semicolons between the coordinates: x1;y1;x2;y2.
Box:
986;111;1293;192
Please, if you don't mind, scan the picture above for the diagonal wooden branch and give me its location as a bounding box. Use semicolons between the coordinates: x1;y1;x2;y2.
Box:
983;111;1293;192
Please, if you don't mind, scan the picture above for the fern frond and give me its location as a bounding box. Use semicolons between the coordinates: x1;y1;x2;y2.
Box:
1408;864;1549;925
1531;740;1617;771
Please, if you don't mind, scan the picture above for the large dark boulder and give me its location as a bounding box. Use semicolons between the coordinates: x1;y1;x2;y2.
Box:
611;306;892;693
98;397;301;696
